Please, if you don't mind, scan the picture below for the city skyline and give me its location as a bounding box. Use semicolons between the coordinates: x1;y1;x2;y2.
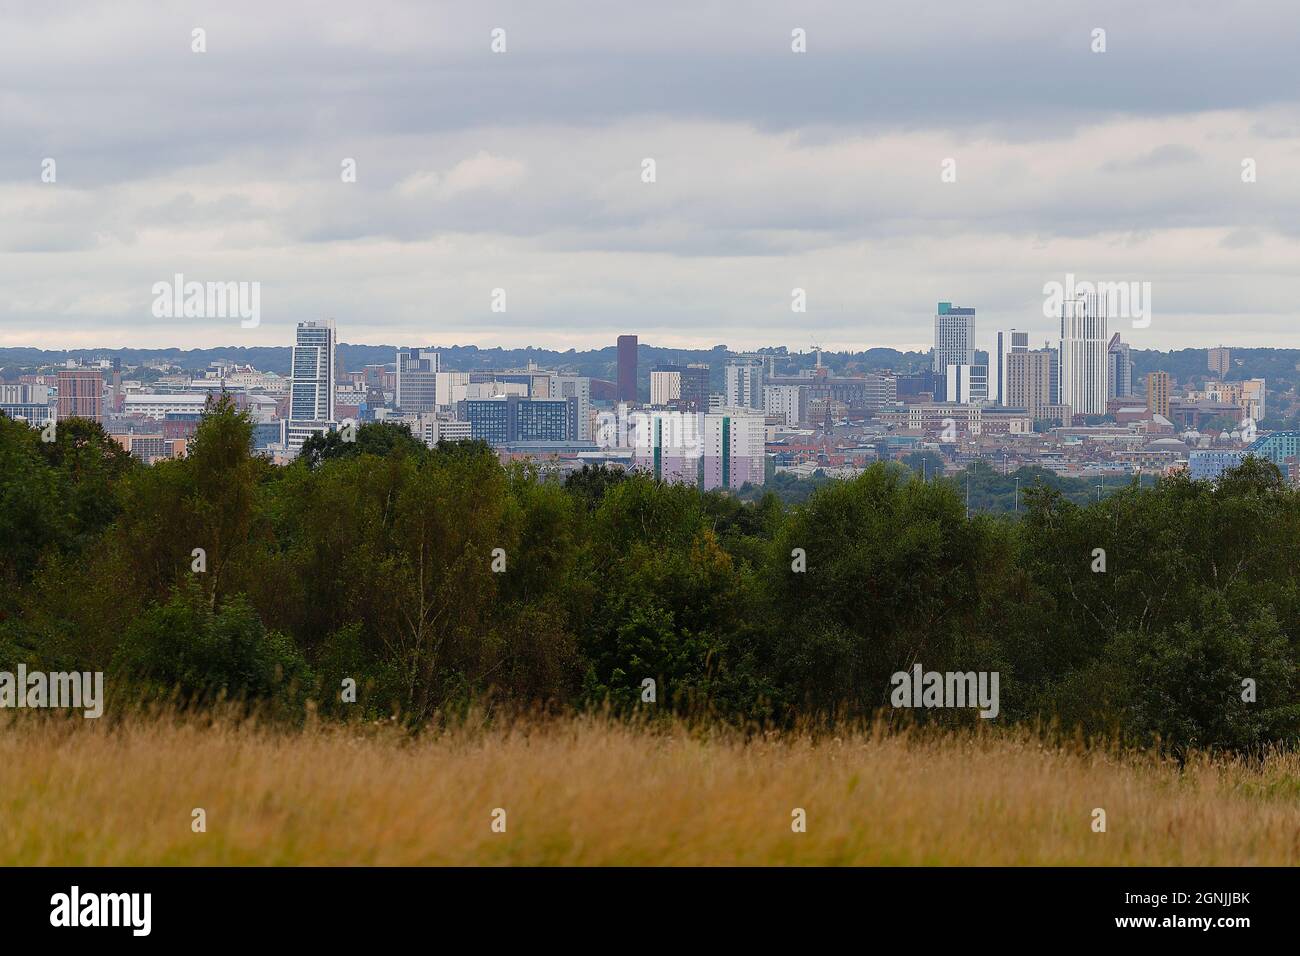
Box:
3;2;1300;352
5;0;1300;894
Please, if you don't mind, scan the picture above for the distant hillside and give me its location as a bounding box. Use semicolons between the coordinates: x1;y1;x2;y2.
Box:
0;343;930;390
1130;347;1300;389
3;344;1295;393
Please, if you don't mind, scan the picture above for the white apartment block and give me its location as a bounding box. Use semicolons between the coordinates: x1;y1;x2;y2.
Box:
724;361;765;410
762;384;805;425
631;408;766;490
632;409;705;485
703;411;765;490
650;369;681;406
1058;295;1108;416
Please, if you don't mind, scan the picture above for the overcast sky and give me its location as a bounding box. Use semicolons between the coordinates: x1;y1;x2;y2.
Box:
2;0;1298;354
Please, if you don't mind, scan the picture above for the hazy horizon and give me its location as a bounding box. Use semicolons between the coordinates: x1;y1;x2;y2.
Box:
2;339;1284;360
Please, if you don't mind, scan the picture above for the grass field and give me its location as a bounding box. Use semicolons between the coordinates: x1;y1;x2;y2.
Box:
1;712;1297;865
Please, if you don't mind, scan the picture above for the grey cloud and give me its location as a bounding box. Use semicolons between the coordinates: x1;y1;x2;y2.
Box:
2;0;1300;350
1101;144;1200;171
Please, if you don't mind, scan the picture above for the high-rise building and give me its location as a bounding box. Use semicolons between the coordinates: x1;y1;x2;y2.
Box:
634;409;704;485
1208;346;1231;377
56;369;104;423
1107;333;1133;400
290;320;336;424
634;408;765;489
993;329;1029;405
650;368;682;407
945;364;989;405
933;302;976;399
434;370;471;410
459;395;571;445
548;373;592;441
862;372;898;410
1241;378;1266;422
725;360;765;410
111;357;124;414
1058;294;1108;417
650;364;710;411
738;352;778;377
617;335;638;403
703;412;765;490
1047;342;1060;405
1005;350;1056;422
1147;370;1171;420
395;347;440;413
763;384;806;425
680;365;711;410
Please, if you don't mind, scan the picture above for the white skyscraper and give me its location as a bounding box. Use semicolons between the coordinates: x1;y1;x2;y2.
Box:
725;360;765;410
993;329;1030;405
762;384;805;425
933;302;975;400
1058;295;1108;417
290;320;336;423
650;369;682;406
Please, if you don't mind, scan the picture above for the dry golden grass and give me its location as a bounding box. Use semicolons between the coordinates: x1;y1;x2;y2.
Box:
1;711;1297;865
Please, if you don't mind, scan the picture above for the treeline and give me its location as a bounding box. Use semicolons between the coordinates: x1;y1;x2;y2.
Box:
1;397;1298;755
752;459;1156;512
